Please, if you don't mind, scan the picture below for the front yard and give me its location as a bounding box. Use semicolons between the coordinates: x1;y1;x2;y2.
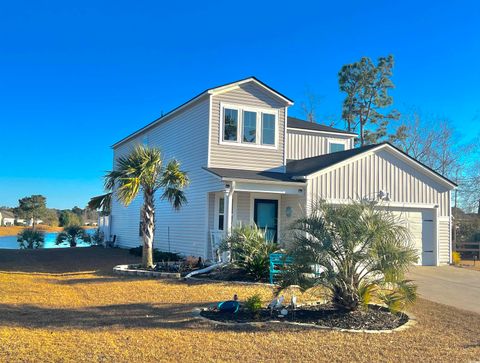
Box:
0;248;479;362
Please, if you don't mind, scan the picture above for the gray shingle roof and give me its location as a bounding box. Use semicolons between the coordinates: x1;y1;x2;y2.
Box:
203;167;297;183
0;210;15;219
287;116;356;135
286;143;380;176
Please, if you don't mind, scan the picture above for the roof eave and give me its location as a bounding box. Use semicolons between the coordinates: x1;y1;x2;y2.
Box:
287;126;357;137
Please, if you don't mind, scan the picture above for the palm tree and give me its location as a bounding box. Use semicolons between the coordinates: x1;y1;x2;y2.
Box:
56;225;91;247
17;228;45;249
105;145;188;268
280;200;418;312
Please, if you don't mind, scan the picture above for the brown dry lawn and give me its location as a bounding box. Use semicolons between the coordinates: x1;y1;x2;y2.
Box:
0;225;64;236
0;248;479;363
458;259;480;272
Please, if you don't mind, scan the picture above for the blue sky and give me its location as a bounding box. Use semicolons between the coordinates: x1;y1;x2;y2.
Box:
1;1;479;209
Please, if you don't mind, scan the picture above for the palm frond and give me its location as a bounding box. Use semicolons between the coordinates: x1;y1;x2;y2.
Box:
87;193;112;213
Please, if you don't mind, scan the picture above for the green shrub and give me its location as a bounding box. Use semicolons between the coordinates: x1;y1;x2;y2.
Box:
55;225;91;248
219;225;278;281
17;228;45;249
129;246;181;262
244;294;262;315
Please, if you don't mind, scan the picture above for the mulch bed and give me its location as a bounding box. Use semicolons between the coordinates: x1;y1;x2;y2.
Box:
194;266;268;283
201;304;408;330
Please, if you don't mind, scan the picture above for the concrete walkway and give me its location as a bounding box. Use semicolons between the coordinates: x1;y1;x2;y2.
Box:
408;265;480;314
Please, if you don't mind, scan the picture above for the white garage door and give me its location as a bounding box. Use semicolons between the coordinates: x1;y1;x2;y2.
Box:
391;209;436;266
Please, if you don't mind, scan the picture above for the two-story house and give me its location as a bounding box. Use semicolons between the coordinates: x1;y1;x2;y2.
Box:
110;77;456;266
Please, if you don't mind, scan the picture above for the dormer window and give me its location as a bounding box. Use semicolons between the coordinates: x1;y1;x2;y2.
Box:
221;103;277;148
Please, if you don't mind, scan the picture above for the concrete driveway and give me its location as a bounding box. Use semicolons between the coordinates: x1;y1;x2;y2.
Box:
408;265;480;314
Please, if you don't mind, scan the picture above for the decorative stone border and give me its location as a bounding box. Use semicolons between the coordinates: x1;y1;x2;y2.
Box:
192;307;417;334
186;275;276;287
113;264;181;279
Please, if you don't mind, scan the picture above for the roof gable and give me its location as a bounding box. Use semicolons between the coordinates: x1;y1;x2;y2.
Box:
208;77;294;106
287;142;456;189
112;76;293;148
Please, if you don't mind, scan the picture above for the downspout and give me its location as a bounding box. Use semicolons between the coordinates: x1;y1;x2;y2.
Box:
184;261;227;279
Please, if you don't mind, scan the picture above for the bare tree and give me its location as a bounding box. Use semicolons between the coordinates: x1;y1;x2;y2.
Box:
391;112;479;215
300;89;322;122
390;113;464;178
389;112;435;164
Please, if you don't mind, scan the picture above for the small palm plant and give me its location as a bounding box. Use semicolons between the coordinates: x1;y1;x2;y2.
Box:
56;225;91;247
280;200;418;312
17;228;45;249
105;145;188;268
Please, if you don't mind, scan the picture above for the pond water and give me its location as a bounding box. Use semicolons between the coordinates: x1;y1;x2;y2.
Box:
0;230;94;249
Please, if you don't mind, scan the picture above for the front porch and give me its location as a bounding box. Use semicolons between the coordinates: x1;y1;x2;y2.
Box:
206;179;306;260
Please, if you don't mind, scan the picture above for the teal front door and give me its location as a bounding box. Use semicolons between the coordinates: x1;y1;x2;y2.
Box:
254;199;278;242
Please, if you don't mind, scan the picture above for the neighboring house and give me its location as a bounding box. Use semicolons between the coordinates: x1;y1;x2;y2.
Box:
15;218;26;226
110;77;456;266
27;218;43;226
0;210;15;226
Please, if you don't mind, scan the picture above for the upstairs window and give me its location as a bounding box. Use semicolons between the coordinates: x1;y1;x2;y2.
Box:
223;108;238;141
262;113;275;145
329;142;346;153
221;104;277;148
242;111;257;143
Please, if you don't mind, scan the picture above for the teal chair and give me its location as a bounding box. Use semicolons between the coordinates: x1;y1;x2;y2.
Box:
269;253;293;284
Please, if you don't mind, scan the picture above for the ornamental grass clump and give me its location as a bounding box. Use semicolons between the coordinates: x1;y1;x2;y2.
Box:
220;225;278;281
279;200;418;312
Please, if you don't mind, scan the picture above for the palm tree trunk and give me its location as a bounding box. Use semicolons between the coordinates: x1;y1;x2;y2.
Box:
142;190;155;268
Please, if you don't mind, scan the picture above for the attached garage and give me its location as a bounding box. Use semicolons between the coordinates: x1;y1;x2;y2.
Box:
295;143;457;266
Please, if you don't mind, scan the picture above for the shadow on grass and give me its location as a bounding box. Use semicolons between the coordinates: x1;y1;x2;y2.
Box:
0;247;140;274
0;302;301;332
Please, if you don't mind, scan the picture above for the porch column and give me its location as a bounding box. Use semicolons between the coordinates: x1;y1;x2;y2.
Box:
223;181;235;262
223;181;235;234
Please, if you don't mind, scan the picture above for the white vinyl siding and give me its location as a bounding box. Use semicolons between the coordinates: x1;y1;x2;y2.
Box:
438;216;452;264
306;148;451;217
210;82;286;172
286;129;354;160
111;97;222;257
304;147;452;265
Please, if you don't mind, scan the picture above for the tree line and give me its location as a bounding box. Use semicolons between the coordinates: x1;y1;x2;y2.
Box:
1;195;99;227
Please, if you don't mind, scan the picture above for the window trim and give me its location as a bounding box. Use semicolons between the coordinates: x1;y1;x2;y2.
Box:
328;140;348;153
219;102;279;150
